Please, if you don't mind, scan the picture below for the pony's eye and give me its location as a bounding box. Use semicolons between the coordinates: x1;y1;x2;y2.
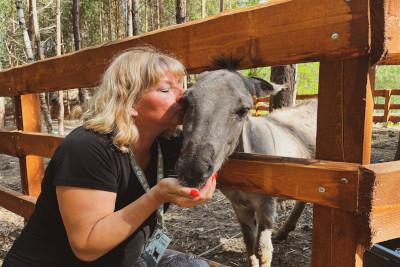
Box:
235;108;250;118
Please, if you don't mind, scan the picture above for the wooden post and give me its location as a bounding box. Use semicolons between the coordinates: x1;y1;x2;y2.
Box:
14;94;44;198
312;56;374;266
383;89;392;124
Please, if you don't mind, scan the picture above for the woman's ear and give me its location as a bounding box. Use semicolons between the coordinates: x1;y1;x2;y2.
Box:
130;107;138;118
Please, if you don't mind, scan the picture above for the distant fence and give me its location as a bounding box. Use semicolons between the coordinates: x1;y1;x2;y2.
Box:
251;94;318;116
372;89;400;123
252;91;400;124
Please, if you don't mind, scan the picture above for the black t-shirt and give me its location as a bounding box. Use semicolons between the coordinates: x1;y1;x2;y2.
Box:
3;126;182;267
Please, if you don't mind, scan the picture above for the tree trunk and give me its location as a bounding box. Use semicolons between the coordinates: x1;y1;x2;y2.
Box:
269;65;298;112
16;0;34;63
72;0;86;104
156;0;161;29
176;0;186;24
73;0;81;50
115;0;120;38
201;0;206;18
12;0;18;66
107;0;112;40
30;0;54;134
27;0;35;53
99;1;104;42
149;0;154;30
220;0;224;12
56;0;64;135
127;0;133;36
145;0;148;32
29;0;44;60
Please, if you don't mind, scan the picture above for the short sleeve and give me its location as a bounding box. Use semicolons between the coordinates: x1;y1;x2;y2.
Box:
52;128;119;192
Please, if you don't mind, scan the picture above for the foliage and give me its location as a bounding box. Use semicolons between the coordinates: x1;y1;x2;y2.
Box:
242;62;320;96
374;65;400;114
0;0;397;104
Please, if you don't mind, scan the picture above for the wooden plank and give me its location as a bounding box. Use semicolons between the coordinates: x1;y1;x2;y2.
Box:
388;115;400;123
0;0;370;97
0;185;36;220
14;94;44;198
312;56;374;267
217;152;359;211
358;161;400;247
383;89;392;123
316;57;373;164
376;1;400;65
0;131;63;158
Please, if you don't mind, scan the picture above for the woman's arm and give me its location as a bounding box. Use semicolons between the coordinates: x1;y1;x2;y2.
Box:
56;174;216;262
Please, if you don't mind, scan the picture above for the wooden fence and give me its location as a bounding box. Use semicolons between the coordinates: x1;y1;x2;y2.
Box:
0;1;400;266
373;89;400;123
253;90;400;124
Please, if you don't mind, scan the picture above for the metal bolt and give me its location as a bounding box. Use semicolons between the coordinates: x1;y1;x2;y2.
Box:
345;0;351;2
374;181;379;186
318;187;326;193
341;178;349;184
331;33;339;40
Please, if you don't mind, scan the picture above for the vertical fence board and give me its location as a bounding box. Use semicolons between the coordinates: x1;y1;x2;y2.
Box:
14;94;44;198
312;56;374;266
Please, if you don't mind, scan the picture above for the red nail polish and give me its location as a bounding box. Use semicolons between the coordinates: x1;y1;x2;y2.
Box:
212;173;217;182
190;190;200;197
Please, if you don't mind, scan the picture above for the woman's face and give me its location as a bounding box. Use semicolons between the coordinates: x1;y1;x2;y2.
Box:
133;73;185;131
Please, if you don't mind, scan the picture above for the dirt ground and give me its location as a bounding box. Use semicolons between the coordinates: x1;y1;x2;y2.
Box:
0;120;398;266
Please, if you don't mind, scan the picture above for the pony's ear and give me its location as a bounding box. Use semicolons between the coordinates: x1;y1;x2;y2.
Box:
240;75;286;97
248;77;286;97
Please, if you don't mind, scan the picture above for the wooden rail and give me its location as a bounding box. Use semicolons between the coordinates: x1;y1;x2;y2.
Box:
373;89;400;123
253;90;400;124
0;1;400;266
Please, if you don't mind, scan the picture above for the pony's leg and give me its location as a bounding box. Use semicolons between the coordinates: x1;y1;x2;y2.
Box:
231;203;258;267
273;201;306;240
254;195;276;267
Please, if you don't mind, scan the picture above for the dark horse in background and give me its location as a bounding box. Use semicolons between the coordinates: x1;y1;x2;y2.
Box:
176;59;317;267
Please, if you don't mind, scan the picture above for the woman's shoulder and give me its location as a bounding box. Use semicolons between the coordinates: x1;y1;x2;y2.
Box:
57;126;117;155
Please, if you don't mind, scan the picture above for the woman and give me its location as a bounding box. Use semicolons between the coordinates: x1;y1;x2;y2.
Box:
3;46;216;267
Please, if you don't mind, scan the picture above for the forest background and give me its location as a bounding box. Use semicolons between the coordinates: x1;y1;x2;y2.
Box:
0;0;399;132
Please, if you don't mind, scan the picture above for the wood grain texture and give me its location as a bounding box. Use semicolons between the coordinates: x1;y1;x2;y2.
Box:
14;94;44;198
0;185;36;220
316;56;373;165
217;152;359;211
312;57;374;267
376;0;400;65
0;0;370;97
358;161;400;247
0;131;63;158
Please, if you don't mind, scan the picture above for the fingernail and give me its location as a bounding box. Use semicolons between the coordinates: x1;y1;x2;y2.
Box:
190;190;200;197
212;173;217;182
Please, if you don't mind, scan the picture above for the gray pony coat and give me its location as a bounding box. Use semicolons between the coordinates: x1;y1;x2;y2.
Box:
176;67;317;267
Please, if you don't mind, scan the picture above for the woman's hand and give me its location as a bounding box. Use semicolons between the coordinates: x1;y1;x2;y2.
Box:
148;173;217;208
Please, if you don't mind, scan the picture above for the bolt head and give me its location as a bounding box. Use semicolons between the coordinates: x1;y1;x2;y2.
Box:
341;178;349;184
318;187;326;193
331;33;339;40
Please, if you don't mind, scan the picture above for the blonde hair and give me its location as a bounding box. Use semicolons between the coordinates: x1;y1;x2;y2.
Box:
80;46;186;152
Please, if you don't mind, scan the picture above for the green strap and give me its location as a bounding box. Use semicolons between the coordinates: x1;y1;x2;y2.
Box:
129;142;165;225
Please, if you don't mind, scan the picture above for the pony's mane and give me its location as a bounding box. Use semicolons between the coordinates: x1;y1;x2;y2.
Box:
212;56;243;70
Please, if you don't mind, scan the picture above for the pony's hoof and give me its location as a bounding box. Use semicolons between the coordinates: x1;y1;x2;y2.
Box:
272;230;288;241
